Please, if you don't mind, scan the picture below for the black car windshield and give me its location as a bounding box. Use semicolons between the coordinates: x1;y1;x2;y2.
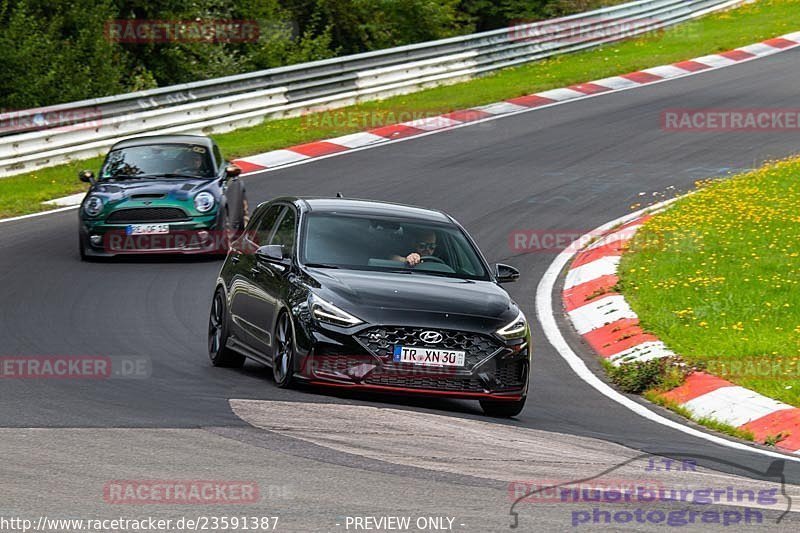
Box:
302;213;490;280
100;144;215;179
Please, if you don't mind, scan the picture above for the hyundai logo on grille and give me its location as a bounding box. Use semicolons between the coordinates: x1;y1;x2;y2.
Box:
419;330;443;344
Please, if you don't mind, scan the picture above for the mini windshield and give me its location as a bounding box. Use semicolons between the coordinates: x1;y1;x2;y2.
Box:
302;213;490;280
101;144;215;179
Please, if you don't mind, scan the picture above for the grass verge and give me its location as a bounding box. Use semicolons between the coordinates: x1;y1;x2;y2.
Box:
620;156;800;407
2;0;799;218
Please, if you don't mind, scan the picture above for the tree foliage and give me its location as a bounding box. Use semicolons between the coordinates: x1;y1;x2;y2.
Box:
0;0;622;108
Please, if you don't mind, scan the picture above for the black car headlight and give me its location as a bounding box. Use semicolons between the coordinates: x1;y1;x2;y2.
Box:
194;191;215;213
496;309;528;340
83;195;104;217
309;295;363;327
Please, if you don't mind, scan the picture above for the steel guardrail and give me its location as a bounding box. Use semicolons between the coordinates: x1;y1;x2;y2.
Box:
0;0;744;176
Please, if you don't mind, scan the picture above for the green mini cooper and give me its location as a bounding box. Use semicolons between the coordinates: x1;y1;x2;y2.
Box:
78;135;248;259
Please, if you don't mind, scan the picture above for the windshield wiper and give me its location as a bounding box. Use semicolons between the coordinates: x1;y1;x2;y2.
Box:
303;263;340;269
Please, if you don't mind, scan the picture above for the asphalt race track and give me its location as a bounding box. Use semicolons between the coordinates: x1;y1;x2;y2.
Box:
2;47;800;531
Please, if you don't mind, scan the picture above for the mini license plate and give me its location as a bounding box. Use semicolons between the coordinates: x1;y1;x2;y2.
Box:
126;224;170;235
393;345;466;367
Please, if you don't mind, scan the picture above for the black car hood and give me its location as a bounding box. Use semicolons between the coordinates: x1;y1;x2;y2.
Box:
307;268;517;326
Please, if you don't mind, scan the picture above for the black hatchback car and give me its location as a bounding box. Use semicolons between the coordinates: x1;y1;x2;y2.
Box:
209;197;530;416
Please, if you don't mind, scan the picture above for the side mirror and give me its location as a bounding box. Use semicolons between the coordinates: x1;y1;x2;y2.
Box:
225;164;242;178
495;263;520;283
255;244;284;263
79;170;95;183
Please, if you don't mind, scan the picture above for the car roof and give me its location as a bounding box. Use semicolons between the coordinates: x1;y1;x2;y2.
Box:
287;197;452;223
110;135;214;151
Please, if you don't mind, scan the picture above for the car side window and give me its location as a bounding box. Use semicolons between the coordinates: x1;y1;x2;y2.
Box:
270;208;296;256
251;205;284;247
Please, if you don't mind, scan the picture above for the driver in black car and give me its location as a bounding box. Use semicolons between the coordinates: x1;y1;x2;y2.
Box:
391;229;437;267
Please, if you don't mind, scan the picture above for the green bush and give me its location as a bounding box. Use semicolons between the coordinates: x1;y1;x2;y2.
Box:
605;356;691;394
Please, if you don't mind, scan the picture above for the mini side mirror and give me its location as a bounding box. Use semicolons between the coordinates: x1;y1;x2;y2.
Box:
495;263;520;283
225;164;242;178
79;170;95;183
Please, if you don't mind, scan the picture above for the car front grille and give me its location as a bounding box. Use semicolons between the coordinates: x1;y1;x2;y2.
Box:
355;326;503;369
364;373;485;392
362;358;525;392
106;207;189;223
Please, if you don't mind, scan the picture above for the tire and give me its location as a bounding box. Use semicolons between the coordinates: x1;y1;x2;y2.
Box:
480;396;527;418
79;235;94;262
208;289;245;367
272;312;296;388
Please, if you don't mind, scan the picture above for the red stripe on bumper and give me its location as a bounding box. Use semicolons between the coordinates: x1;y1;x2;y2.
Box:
308;380;524;400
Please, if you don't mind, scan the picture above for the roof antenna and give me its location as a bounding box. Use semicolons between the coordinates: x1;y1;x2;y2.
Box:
336;192;344;198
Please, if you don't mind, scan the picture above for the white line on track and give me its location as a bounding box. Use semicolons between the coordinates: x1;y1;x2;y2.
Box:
535;199;800;462
0;204;78;224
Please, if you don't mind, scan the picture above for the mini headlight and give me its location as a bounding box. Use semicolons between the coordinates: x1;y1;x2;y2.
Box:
194;191;215;212
496;309;528;340
310;295;363;327
83;195;104;217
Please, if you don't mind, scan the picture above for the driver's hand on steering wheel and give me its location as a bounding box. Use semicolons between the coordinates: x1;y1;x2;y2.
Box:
405;252;422;266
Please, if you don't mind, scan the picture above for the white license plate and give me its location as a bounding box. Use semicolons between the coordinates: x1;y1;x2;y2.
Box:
393;346;465;367
126;224;170;235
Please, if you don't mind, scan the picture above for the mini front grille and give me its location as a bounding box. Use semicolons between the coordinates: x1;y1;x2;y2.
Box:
106;207;188;223
355;326;502;369
130;194;166;200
